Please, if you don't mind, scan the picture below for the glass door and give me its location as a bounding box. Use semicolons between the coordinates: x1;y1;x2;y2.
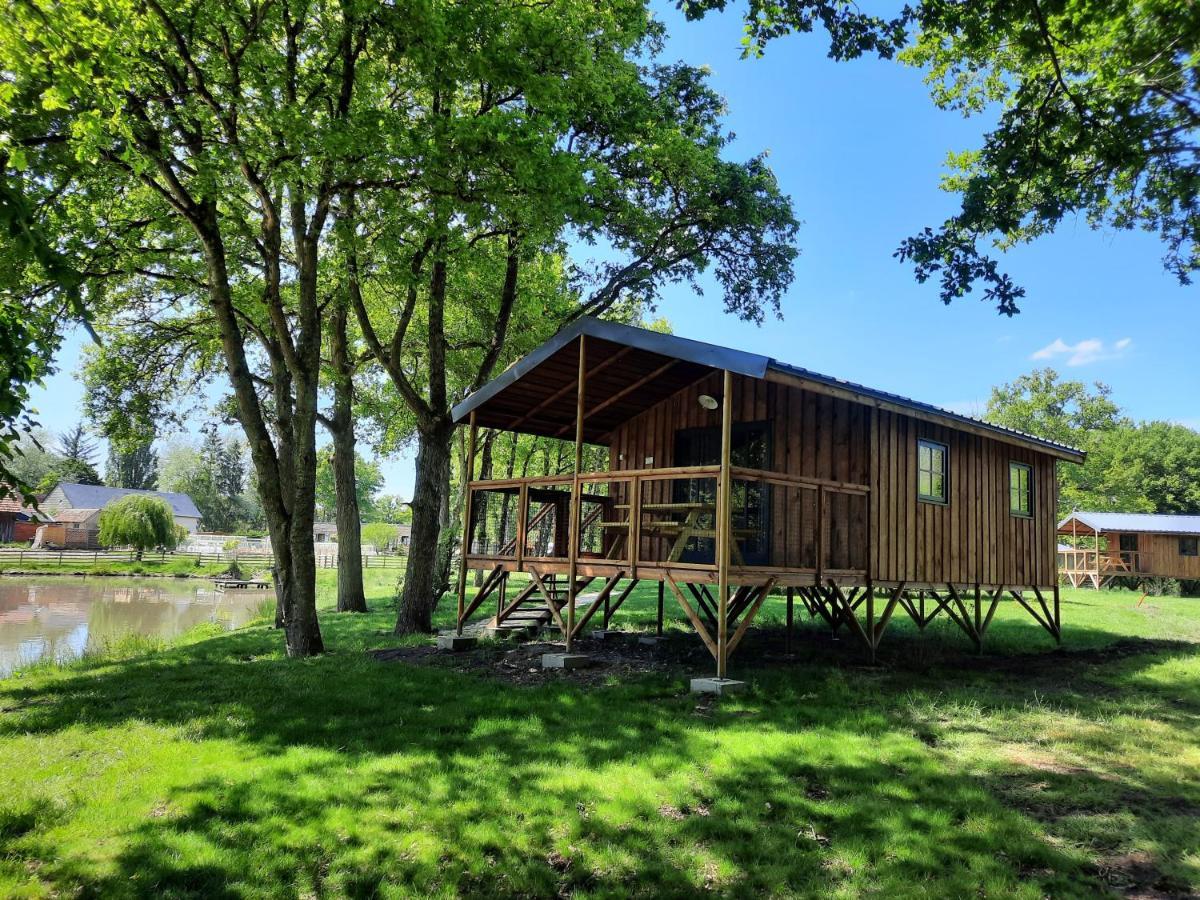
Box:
672;422;771;565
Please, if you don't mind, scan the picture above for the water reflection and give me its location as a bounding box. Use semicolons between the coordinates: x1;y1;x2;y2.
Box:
0;576;268;676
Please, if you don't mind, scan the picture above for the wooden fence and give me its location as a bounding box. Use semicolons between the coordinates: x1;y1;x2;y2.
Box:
0;548;407;569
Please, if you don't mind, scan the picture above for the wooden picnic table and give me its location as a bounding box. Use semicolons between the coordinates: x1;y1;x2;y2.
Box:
605;501;754;565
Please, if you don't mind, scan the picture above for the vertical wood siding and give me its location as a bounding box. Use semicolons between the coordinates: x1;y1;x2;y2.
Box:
606;371;1059;586
869;410;1058;586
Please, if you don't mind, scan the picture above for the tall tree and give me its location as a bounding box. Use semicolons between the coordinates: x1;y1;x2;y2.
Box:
319;296;368;612
2;0;412;655
983;368;1200;515
985;369;1123;448
58;424;98;469
347;28;797;634
685;0;1200;311
106;440;159;490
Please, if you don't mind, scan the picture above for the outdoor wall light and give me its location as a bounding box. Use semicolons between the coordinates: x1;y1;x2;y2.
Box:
697;394;719;410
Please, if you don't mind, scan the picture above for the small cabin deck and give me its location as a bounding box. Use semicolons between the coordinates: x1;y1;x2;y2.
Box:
1059;511;1200;588
453;319;1083;674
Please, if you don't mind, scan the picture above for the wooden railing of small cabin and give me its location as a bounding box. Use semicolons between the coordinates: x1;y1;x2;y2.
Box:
463;465;870;580
1059;548;1146;575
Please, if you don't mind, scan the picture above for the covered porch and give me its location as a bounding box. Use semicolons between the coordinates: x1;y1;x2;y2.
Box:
451;321;869;678
1058;514;1147;588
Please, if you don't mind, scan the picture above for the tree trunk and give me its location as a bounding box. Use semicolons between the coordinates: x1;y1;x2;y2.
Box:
330;302;367;612
395;417;454;634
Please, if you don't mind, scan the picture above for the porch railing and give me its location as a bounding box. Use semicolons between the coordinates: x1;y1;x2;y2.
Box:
1059;548;1145;574
465;466;870;577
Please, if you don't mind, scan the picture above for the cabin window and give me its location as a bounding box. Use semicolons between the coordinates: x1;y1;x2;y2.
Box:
917;439;948;504
1180;537;1199;557
1119;534;1138;552
1009;462;1033;517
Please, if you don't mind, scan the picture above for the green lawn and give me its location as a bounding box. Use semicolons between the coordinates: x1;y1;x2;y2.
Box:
1;572;1197;897
0;558;235;578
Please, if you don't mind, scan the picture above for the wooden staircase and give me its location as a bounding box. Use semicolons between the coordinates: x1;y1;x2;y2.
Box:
487;574;595;636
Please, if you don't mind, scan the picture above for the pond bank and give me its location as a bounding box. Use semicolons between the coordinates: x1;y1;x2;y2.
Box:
0;574;274;676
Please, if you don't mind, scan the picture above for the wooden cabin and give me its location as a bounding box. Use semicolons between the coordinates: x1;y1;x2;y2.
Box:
451;319;1084;673
1058;512;1200;588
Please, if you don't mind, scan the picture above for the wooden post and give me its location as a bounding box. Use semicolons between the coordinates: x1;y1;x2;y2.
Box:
785;587;794;655
566;335;587;652
974;584;982;653
455;411;478;636
629;475;642;577
515;482;528;568
815;486;825;585
1053;582;1062;644
716;368;733;679
498;571;507;618
656;580;665;636
866;587;876;664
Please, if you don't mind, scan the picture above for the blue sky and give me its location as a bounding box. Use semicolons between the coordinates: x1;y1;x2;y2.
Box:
27;2;1199;496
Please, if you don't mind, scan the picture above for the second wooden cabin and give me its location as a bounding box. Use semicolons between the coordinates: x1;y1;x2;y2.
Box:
1059;512;1200;588
452;319;1085;671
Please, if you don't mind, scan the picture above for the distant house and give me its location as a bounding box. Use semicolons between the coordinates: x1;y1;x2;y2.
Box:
34;507;103;549
1059;511;1200;587
314;522;337;543
41;483;203;533
0;492;44;543
396;524;411;548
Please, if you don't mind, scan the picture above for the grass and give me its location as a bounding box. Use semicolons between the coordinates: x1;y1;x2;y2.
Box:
0;558;235;577
0;571;1197;898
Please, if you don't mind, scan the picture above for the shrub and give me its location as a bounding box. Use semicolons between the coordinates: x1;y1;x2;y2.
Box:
97;495;183;560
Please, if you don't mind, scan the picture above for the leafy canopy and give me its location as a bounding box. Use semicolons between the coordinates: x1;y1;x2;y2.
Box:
97;494;184;553
684;0;1200;312
986;368;1200;514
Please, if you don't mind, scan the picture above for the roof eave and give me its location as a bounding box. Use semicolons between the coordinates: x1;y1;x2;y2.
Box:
451;317;770;425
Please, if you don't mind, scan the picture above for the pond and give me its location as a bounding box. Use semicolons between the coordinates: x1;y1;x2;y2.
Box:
0;575;270;676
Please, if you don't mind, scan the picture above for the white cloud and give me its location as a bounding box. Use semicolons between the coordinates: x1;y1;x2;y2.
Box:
1031;337;1132;367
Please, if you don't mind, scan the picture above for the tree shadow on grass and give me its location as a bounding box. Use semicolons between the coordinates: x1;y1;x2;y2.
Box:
2;611;1198;896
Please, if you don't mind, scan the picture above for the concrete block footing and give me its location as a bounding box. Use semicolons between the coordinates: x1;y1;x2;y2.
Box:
436;634;478;651
690;677;746;696
542;653;592;670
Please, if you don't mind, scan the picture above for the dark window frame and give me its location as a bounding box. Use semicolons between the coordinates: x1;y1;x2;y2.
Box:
1180;536;1199;557
1009;461;1033;518
917;439;949;505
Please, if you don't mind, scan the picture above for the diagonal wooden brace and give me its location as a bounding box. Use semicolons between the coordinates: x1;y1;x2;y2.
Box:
458;565;505;627
571;571;625;638
529;570;567;633
665;574;718;660
726;577;777;658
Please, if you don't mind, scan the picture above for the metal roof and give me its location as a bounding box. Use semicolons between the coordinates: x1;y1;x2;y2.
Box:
451;317;1086;460
451;317;768;424
1059;511;1200;535
54;483;202;519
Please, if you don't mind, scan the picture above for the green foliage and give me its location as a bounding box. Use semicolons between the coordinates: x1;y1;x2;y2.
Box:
686;0;1200;311
315;448;383;522
105;439;158;490
987;368;1200;514
96;495;183;554
360;522;399;554
986;368;1124;448
158;430;255;534
366;495;411;525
